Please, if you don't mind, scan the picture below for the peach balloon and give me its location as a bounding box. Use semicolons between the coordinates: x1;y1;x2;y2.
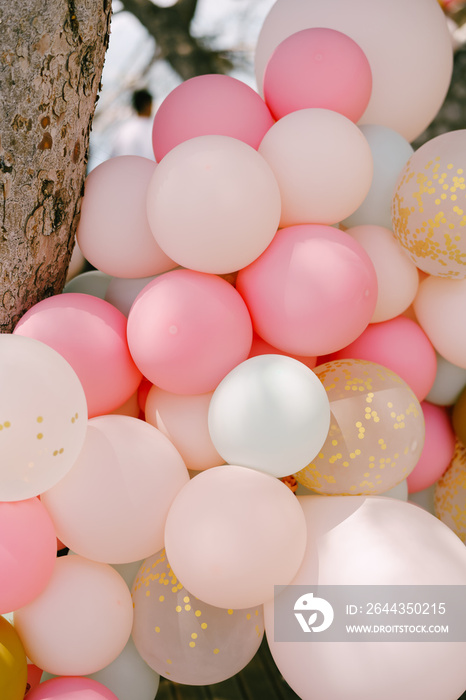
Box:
145;386;224;471
236;224;377;357
414;276;466;369
258;108;373;226
77;156;176;278
13;555;133;676
255;0;453;142
146;135;281;274
14;293;142;418
435;439;466;544
264;496;466;700
41;415;189;564
345;225;419;322
164;465;307;609
407;401;455;494
152;74;274;161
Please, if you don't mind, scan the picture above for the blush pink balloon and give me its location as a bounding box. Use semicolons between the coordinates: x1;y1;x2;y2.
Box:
14;293;142;418
127;270;253;394
327;315;437;401
263;27;372;122
26;676;119;700
407;401;456;494
0;498;56;614
236;224;377;357
152;74;274;162
248;333;317;370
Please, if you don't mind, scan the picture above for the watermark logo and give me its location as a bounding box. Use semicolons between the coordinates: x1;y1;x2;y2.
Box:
294;592;334;633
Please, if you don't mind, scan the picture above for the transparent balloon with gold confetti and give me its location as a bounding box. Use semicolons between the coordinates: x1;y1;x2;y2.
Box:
131;549;264;685
435;439;466;543
294;359;425;495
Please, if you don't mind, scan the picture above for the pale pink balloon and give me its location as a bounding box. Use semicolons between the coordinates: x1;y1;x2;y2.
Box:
164;465;307;610
345;224;419;322
407;402;456;494
263;28;372;122
26;677;119;700
258;108;373;226
236;224;377;356
264;496;466;700
152;74;275;162
77;156;176;278
248;333;317;370
0;498;56;614
14;293;142;418
13;555;133;677
145;386;224;471
328;316;437;401
146;135;281;274
41;415;189;564
127;270;253;394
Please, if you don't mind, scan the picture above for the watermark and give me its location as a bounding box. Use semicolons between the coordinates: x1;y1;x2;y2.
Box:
273;585;466;642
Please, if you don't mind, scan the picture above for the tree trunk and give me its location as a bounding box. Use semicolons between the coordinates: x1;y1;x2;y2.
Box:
0;0;112;332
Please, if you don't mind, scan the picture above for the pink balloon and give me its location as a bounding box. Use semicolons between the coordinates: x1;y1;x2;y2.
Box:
236;224;377;356
26;676;118;699
0;498;56;614
127;270;253;394
263;28;372;122
14;293;142;418
248;333;317;370
327;315;437;401
407;401;456;494
152;74;274;161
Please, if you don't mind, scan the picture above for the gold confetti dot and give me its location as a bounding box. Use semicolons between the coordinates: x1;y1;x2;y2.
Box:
176;605;182;613
185;604;191;611
189;641;196;648
159;595;164;602
195;610;202;617
37;416;43;423
4;421;11;428
146;591;150;597
155;626;160;633
191;633;198;639
246;613;251;620
37;433;43;440
201;622;208;630
227;609;233;615
167;659;172;665
213;648;220;655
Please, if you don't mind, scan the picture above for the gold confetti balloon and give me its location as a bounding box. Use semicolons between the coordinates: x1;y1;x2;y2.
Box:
131;549;264;685
392;130;466;278
435;439;466;544
295;359;425;495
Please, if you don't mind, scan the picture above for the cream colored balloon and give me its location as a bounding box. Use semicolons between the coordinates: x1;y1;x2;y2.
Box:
255;0;453;142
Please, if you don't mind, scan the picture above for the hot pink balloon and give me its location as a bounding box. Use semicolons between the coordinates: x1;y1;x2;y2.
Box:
327;315;437;401
152;74;274;162
26;676;119;700
263;28;372;122
407;401;456;494
127;270;253;395
14;293;142;418
236;224;377;357
0;498;56;614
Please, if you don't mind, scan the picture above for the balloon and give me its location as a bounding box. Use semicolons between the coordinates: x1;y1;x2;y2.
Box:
26;677;119;700
63;270;112;299
407;401;455;493
111;560;144;590
263;28;372;122
392;130;466;278
408;484;436;516
295;359;425;495
164;465;307;609
41;415;189;564
254;0;453;142
127;269;253;395
344;225;419;323
104;274;159;317
207;355;330;477
327;315;437;401
152;74;274;161
66;240;85;282
14;293;142;418
435;440;466;544
0;616;27;700
414;276;466;369
258;108;373;226
0;334;87;501
236;224;377;356
248;332;317;369
342;125;414;229
146;135;281;274
13;555;133;676
264;495;466;700
426;352;466;406
86;637;160;700
131;549;264;685
110;390;140;418
145;387;224;471
0;499;56;614
453;384;466;446
380;478;408;501
77;155;176;278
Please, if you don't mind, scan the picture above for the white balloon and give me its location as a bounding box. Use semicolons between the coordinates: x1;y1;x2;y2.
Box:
425;352;466;406
381;478;408;501
104;275;159;317
408;484;436;516
63;270;112;299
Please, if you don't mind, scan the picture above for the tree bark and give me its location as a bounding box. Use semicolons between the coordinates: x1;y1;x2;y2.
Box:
0;0;112;332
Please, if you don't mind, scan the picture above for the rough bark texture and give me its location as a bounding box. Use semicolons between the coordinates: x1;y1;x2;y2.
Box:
0;0;112;332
